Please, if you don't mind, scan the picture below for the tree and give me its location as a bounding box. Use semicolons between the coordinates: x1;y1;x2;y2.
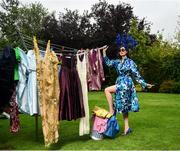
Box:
39;12;60;44
40;9;93;49
90;0;134;47
17;2;48;36
174;16;180;46
0;0;48;48
0;0;19;44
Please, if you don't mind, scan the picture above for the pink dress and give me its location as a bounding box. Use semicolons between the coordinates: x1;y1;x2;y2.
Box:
88;49;105;90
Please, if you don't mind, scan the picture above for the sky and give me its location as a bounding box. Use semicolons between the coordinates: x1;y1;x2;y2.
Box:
1;0;180;41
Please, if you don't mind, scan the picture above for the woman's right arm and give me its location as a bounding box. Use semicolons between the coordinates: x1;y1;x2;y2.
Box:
103;47;116;67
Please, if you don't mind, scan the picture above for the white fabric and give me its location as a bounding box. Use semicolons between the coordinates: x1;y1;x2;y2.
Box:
76;52;90;136
26;50;39;115
16;49;39;115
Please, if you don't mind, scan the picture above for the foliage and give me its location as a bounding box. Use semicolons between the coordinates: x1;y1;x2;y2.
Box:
0;0;180;93
17;3;48;36
159;80;180;93
90;0;134;46
0;0;19;44
0;0;48;49
129;18;180;93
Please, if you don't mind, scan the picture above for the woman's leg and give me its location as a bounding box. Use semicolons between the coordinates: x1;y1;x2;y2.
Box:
104;85;116;114
123;112;129;133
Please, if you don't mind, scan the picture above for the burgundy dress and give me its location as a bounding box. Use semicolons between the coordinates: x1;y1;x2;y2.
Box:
88;49;105;90
59;54;85;121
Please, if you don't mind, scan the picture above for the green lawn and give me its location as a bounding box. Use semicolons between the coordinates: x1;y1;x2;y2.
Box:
0;92;180;150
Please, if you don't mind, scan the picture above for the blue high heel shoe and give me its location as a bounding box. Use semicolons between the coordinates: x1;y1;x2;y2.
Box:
122;128;132;136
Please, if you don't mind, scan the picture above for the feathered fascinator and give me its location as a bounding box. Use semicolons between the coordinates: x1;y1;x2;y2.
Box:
115;33;138;50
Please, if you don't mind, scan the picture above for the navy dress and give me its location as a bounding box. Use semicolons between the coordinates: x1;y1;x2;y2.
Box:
0;46;17;113
104;56;147;113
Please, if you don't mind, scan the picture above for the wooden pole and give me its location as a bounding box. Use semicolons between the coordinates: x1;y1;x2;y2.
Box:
35;114;38;140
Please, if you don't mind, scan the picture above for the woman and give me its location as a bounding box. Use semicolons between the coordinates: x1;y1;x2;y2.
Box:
103;45;153;135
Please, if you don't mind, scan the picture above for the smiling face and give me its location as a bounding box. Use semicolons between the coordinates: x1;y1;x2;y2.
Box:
119;47;128;57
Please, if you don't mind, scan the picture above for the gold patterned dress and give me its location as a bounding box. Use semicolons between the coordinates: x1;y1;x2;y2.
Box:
33;37;60;147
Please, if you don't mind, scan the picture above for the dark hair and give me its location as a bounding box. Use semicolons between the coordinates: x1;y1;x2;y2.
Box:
117;47;130;59
106;44;130;59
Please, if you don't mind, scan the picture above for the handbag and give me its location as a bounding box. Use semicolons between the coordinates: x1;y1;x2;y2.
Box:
103;115;120;138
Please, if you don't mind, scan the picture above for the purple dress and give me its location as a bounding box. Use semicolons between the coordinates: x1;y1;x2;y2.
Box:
88;49;105;90
59;54;85;121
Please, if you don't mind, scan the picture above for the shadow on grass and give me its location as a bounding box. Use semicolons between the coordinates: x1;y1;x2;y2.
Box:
0;145;16;150
49;134;90;150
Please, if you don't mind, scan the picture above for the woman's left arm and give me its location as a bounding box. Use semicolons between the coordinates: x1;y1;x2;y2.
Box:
130;60;147;89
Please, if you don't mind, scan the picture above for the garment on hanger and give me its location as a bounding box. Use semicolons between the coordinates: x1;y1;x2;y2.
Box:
59;53;85;121
16;48;39;115
40;49;62;74
33;38;60;147
10;86;20;133
88;48;105;91
76;50;90;136
26;50;39;115
0;46;17;113
14;47;21;81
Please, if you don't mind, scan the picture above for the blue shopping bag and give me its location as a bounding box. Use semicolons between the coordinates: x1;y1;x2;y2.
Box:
103;115;120;138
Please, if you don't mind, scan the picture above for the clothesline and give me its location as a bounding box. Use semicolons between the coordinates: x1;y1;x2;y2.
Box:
23;34;107;56
21;32;77;51
0;39;106;146
22;35;73;51
14;25;108;58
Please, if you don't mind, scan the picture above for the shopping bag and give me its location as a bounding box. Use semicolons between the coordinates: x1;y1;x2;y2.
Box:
103;115;120;138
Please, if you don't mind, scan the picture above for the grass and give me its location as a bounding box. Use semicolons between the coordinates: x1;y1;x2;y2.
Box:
0;92;180;150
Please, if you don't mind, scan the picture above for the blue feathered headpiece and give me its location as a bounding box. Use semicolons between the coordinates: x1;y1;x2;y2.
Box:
115;33;138;50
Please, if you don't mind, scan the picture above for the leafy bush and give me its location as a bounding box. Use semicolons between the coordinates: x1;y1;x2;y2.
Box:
172;81;180;93
159;80;180;93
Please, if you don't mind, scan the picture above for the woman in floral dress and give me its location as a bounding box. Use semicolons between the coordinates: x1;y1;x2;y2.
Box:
103;43;153;135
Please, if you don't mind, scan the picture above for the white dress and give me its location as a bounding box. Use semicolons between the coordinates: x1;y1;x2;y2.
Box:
76;51;90;136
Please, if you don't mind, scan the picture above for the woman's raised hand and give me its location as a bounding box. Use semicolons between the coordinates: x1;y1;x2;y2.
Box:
103;46;108;57
147;84;154;89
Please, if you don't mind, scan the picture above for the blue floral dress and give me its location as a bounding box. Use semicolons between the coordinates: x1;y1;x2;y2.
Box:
104;56;147;113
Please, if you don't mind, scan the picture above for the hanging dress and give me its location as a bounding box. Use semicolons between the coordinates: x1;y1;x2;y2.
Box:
16;48;39;115
76;51;90;136
10;88;20;133
33;38;60;147
0;46;16;113
59;53;85;121
87;49;105;90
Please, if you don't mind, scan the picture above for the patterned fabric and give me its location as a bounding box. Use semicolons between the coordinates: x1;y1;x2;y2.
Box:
104;56;147;113
92;115;108;133
33;38;60;147
76;51;90;136
88;49;105;90
10;88;20;133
